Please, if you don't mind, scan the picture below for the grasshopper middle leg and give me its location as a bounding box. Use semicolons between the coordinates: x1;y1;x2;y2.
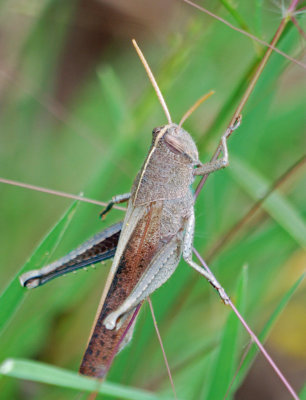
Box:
100;192;131;219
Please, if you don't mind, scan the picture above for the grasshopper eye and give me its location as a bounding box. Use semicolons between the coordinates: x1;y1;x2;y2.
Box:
152;127;161;137
164;134;185;155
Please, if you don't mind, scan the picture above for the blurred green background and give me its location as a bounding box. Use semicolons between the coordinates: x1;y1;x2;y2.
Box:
0;0;305;399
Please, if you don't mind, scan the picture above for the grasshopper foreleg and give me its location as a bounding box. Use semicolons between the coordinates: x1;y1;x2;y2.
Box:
182;212;230;304
193;132;229;176
194;119;240;176
100;192;131;219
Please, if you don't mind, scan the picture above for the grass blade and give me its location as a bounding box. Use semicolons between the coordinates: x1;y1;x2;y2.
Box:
203;265;248;400
299;384;306;400
255;0;264;37
0;358;166;400
231;274;304;393
98;67;130;132
0;201;78;334
219;0;250;32
230;156;306;249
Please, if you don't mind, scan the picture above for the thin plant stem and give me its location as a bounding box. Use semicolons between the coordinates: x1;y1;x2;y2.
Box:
0;177;126;211
223;341;253;400
0;69;104;151
219;0;250;32
228;299;299;400
204;155;306;260
148;297;177;400
194;0;298;199
144;339;218;389
288;0;300;13
181;0;306;69
192;248;299;400
291;16;306;39
228;17;287;126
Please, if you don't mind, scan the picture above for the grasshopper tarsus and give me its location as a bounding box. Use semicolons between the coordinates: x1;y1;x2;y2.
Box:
100;193;131;219
99;202;114;219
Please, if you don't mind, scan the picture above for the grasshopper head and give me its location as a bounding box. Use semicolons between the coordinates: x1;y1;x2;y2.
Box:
152;123;199;165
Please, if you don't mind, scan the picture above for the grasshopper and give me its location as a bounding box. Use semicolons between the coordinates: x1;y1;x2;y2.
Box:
19;40;240;378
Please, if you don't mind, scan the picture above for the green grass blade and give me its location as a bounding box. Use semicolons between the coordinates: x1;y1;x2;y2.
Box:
203;265;248;400
231;274;304;393
255;0;264;37
219;0;250;32
230;156;306;249
98;67;130;132
299;383;306;400
0;358;166;400
0;201;78;334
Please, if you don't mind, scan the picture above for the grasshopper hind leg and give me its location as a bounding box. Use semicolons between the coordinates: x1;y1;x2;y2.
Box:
182;212;230;304
104;235;183;330
19;221;122;288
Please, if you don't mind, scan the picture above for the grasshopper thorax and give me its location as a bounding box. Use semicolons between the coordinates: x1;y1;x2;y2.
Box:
132;123;198;206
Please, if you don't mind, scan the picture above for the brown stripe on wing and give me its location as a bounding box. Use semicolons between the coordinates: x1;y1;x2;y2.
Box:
79;201;163;377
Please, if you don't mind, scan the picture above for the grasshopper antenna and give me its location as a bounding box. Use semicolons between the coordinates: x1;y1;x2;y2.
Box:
132;39;172;124
179;90;215;127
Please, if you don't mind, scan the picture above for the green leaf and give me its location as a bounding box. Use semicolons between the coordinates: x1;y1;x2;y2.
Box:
230;156;306;249
232;274;304;392
98;67;130;132
0;201;78;334
255;0;264;37
0;358;167;400
202;265;248;400
219;0;250;32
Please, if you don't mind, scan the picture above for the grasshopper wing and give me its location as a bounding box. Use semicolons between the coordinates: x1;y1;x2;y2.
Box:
79;201;182;377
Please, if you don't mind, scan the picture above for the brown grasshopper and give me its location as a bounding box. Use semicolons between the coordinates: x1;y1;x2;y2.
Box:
19;40;240;378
